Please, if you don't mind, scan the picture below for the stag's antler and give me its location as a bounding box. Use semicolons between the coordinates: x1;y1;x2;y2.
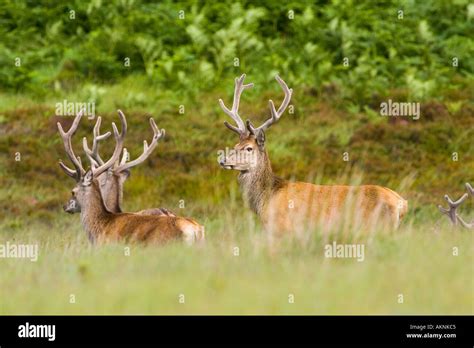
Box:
82;110;163;175
113;117;165;173
247;75;293;134
57;109;86;181
466;183;473;196
82;116;112;166
438;193;468;224
82;110;130;170
83;110;127;178
219;74;254;138
438;183;473;229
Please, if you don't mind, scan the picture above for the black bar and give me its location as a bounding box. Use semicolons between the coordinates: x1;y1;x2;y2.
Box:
0;315;472;346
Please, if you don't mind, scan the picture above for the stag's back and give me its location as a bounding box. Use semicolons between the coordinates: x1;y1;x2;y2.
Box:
102;214;205;245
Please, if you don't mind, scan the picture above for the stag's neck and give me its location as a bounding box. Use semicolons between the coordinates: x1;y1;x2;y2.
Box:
101;175;123;213
238;150;285;217
80;181;113;242
102;189;121;213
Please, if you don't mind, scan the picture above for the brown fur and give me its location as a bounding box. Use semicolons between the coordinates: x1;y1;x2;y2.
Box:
224;135;408;234
65;171;179;217
91;170;177;216
76;172;204;245
98;171;177;217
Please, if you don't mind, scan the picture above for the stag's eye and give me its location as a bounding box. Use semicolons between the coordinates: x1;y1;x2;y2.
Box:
246;147;253;152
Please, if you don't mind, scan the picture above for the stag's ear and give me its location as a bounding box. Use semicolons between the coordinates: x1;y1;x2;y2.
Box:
255;129;266;149
82;170;93;187
246;120;266;149
117;169;130;184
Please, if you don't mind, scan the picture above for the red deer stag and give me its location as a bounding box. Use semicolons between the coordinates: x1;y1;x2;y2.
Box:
218;74;408;235
58;110;204;244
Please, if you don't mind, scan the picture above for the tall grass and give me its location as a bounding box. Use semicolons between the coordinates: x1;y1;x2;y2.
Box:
0;171;472;315
0;221;472;315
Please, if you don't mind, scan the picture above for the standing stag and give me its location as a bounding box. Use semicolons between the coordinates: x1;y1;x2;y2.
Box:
218;74;408;234
438;183;473;229
58;110;204;245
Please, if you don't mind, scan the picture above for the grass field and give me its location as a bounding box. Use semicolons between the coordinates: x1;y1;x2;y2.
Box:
0;211;472;314
0;82;472;314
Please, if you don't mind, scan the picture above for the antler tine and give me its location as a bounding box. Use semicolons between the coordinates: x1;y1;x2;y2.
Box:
445;193;468;207
86;110;127;178
59;160;78;179
438;193;469;225
120;148;129;166
219;74;253;136
456;215;474;229
57;108;86;181
114;118;165;173
457;183;474;229
466;183;473;196
438;205;457;225
83;116;111;166
249;74;293;134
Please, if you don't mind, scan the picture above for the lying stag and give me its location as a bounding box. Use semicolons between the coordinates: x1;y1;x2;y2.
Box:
218;74;408;234
438;183;473;229
58;110;204;245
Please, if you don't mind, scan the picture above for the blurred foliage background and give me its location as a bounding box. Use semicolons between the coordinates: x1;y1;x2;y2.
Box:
0;0;473;102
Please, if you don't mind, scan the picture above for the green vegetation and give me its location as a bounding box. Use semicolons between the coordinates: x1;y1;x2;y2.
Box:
0;1;472;314
0;215;471;314
1;0;473;102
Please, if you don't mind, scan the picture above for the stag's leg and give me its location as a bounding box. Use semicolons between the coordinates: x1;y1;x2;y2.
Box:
381;202;402;230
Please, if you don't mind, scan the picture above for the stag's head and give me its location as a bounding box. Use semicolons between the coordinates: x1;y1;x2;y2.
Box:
218;74;292;173
69;168;118;212
58;109;164;213
58;109;126;213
